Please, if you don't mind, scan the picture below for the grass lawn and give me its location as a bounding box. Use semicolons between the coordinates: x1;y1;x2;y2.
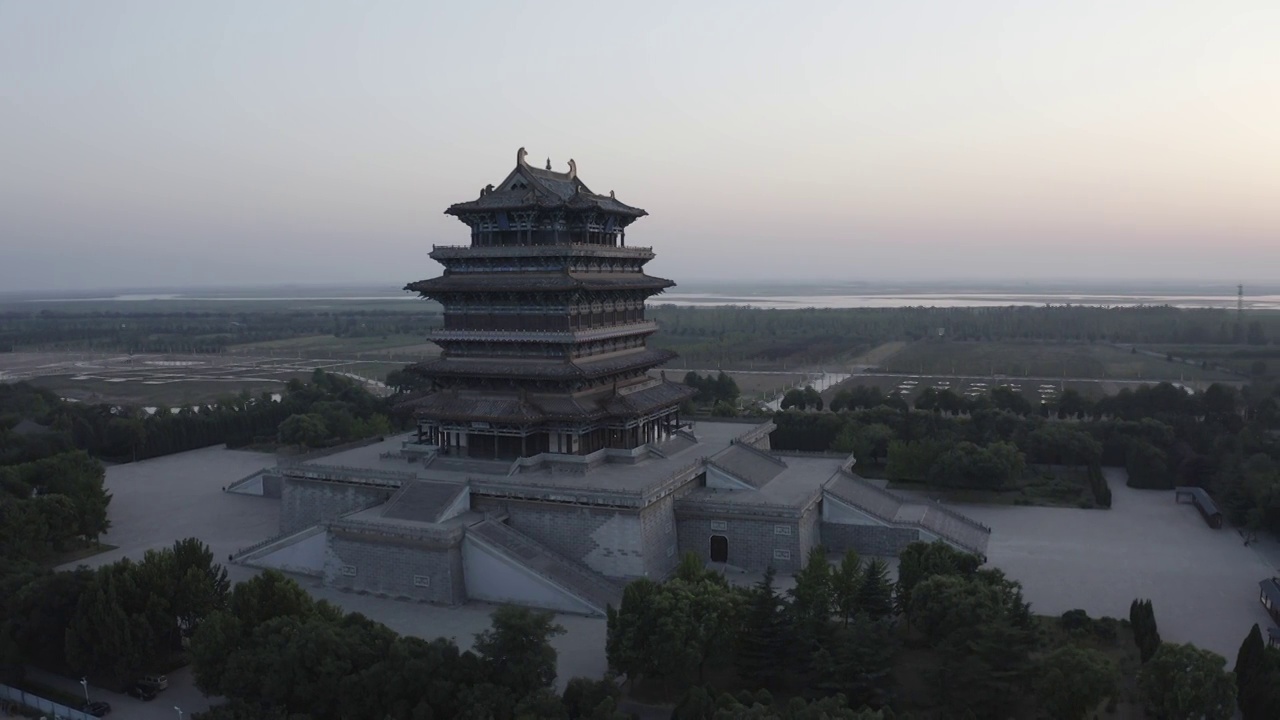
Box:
881;340;1236;381
887;466;1098;509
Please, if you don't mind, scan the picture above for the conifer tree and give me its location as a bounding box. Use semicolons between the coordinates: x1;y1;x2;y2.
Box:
1235;624;1278;719
833;551;863;626
736;567;793;689
858;559;894;620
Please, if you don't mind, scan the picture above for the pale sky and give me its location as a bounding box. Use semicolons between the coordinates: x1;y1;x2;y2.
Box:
2;0;1278;292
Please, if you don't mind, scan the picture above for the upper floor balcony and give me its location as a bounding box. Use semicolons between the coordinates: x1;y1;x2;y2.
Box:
430;243;655;261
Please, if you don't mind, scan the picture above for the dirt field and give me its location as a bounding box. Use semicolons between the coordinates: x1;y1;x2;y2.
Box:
881;341;1237;381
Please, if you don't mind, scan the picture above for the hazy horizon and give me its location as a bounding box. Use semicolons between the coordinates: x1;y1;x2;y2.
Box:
3;1;1278;291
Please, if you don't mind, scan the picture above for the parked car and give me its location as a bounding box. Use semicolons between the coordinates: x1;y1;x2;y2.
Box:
141;674;168;690
83;700;112;716
127;683;157;701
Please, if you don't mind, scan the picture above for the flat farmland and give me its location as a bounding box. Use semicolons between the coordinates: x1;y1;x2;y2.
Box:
3;352;398;406
881;341;1237;381
227;333;440;359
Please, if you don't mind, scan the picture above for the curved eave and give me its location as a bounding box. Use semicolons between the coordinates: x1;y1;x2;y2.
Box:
445;197;647;219
404;275;675;296
412;347;677;381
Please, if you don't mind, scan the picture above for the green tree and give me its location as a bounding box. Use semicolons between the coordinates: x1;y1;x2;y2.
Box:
736;567;793;689
277;412;330;447
562;675;624;719
788;547;834;645
64;569;142;686
714;372;740;404
1033;646;1117;720
895;540;981;621
831;551;862;626
475;605;566;700
169;538;230;641
1126;440;1172;489
1140;642;1236;720
1234;624;1280;720
857;558;893;620
1129;598;1162;663
812;616;895;709
607;569;738;690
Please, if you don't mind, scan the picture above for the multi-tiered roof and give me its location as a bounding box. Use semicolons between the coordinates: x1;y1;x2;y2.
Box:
404;149;692;459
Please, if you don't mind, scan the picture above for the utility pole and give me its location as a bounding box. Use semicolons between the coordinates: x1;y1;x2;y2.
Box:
1237;284;1245;343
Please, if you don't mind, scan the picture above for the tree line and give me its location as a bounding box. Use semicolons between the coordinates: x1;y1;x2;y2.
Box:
1;370;398;463
648;304;1278;369
188;571;630;720
0;308;440;354
602;541;1244;719
772;379;1280;524
4;304;1275;369
1;539;228;690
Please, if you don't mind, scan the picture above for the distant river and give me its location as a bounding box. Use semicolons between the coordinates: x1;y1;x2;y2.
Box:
21;289;1280;311
657;292;1280;311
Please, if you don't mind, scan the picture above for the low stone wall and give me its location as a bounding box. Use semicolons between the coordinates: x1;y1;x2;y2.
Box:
262;471;283;498
821;522;919;557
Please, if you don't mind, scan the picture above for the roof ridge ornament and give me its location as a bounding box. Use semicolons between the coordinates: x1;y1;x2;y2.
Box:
567;159;576;179
516;147;528;166
545;158;551;170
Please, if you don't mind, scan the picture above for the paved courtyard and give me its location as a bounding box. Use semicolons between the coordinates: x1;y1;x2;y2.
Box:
52;445;607;718
48;448;1280;717
957;468;1278;660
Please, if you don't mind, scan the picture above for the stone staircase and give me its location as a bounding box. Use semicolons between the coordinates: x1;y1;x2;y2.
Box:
824;472;991;559
381;480;467;523
468;519;624;616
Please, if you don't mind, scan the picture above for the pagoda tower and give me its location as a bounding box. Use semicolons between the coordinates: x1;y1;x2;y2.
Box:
405;149;694;460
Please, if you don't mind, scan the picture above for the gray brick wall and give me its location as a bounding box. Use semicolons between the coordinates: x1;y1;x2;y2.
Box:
280;477;392;534
675;513;805;574
821;523;919;556
470;497;644;578
798;504;820;560
639;495;679;579
324;532;464;605
261;472;282;498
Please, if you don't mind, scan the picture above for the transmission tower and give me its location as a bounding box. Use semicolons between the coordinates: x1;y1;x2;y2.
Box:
1236;284;1245;344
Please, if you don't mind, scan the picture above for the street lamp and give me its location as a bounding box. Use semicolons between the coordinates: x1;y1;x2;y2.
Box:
79;677;88;703
175;706;184;720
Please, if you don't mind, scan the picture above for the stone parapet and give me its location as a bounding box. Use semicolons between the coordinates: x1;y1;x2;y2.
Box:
328;517;465;550
430;244;654;259
282;463;414;488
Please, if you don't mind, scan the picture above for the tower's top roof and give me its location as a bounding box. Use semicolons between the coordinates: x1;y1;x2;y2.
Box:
446;148;647;218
